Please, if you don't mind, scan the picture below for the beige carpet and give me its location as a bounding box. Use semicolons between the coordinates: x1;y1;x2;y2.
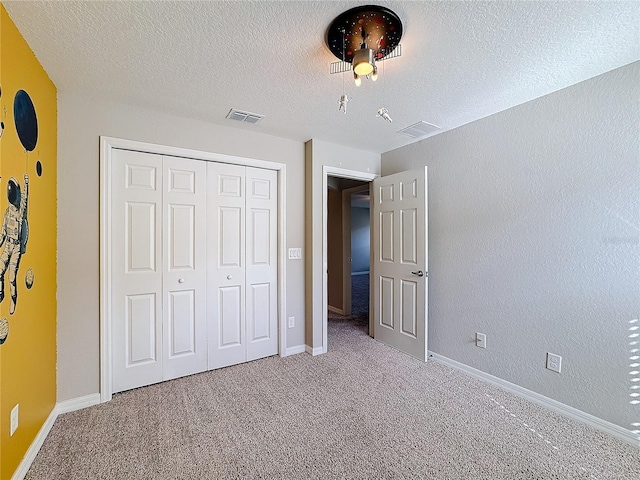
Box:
27;316;638;479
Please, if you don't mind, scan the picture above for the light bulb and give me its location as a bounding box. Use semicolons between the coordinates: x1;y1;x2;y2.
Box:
371;67;378;82
354;73;361;87
353;48;375;76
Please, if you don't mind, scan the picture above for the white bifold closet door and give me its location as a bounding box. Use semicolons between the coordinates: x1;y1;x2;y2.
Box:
207;162;278;369
112;150;207;393
112;149;278;393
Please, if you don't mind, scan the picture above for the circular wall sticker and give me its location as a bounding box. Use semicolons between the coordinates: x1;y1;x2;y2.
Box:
14;89;38;151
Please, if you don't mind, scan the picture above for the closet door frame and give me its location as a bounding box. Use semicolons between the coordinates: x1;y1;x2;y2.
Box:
99;136;287;403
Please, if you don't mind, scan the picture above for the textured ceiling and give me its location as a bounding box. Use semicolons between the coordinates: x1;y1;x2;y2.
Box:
4;1;639;154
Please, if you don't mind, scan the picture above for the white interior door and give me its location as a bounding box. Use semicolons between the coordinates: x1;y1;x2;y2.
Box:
112;149;163;392
245;167;278;361
372;167;428;361
208;162;247;369
162;156;208;380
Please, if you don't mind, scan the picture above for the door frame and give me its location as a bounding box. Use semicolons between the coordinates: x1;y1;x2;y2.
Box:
99;136;287;402
322;166;377;352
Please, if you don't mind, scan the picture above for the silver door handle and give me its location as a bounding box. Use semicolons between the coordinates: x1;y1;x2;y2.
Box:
227;275;233;280
178;278;185;283
411;270;425;277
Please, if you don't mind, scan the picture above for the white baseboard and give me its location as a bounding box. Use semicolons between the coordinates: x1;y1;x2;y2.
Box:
305;345;325;356
428;351;639;447
11;407;57;480
56;393;101;415
284;345;306;356
327;305;344;315
11;393;102;480
351;271;369;276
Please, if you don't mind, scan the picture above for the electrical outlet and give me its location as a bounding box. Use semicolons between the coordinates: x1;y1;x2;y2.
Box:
10;404;19;436
546;352;562;373
288;316;295;329
476;332;487;349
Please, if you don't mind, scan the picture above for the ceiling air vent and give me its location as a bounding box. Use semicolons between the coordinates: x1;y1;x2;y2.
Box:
226;109;265;124
398;121;441;139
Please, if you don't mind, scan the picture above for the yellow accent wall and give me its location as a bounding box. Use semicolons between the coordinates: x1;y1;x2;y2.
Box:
0;5;57;478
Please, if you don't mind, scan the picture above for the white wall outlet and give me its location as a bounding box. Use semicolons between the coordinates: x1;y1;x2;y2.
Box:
10;404;19;436
476;332;487;349
546;352;562;373
288;316;295;329
288;248;302;260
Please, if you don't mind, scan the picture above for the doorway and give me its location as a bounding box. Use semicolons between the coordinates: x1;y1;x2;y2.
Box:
327;176;371;337
317;164;428;361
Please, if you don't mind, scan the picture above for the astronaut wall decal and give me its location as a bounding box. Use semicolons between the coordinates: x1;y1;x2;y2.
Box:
0;174;29;314
0;88;39;344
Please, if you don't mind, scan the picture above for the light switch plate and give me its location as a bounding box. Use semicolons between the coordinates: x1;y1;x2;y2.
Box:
10;404;18;436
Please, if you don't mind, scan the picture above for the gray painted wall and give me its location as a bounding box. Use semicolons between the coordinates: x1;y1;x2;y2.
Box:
351;206;370;274
381;62;639;429
58;92;306;402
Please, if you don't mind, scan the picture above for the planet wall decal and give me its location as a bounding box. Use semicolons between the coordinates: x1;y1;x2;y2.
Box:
14;89;38;152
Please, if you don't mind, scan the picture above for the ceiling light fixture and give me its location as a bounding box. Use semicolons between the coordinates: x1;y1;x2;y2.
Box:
353;47;375;77
376;107;392;123
376;58;392;123
338;31;351;113
327;5;403;87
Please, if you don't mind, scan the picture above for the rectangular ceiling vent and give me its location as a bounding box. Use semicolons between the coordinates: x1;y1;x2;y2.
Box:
226;109;265;125
397;121;441;138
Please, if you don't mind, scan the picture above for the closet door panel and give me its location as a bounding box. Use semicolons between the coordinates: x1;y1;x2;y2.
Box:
246;167;278;361
162;156;208;380
112;150;163;393
208;162;247;369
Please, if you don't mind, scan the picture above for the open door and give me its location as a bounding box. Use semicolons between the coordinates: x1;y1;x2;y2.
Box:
372;167;427;361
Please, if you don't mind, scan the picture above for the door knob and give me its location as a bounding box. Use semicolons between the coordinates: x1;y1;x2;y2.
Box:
227;275;233;280
178;278;185;283
411;270;424;277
